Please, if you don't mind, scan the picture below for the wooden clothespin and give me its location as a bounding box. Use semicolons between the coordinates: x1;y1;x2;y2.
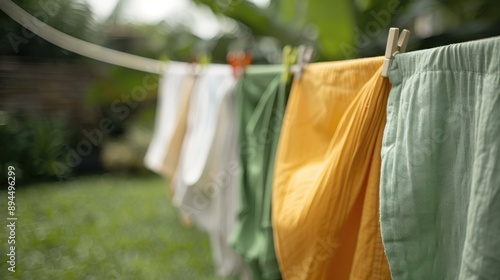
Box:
281;45;298;83
227;52;252;78
291;45;314;81
381;28;410;77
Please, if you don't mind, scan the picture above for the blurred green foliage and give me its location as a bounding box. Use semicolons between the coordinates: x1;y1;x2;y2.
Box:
86;67;160;105
0;175;228;280
192;0;500;60
0;0;102;59
0;110;74;182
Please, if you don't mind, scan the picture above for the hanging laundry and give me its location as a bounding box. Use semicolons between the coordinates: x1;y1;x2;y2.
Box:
380;36;500;280
144;62;190;174
160;73;197;180
230;65;288;280
272;57;391;280
173;64;250;279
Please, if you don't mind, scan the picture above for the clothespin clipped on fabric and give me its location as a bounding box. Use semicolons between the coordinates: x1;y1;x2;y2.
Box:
188;55;200;76
281;45;299;83
381;28;410;77
158;54;170;74
291;45;314;81
159;54;169;63
227;52;252;78
198;53;211;67
187;53;211;76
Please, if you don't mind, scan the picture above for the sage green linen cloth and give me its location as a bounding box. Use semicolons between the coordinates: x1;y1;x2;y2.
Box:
381;36;500;280
230;65;288;280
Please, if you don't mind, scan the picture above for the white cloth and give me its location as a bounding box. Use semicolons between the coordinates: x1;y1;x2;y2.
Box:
144;62;190;173
174;65;251;279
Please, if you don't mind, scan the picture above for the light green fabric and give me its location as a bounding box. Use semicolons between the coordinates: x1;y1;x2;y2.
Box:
230;65;287;280
381;36;500;280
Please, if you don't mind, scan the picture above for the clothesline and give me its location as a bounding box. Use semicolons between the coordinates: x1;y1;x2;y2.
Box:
0;0;308;77
0;0;167;74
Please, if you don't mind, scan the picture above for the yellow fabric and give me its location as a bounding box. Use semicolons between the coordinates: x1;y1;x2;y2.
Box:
272;57;391;280
161;75;197;180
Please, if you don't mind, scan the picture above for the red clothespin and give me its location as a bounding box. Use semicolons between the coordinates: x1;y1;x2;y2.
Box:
227;52;252;78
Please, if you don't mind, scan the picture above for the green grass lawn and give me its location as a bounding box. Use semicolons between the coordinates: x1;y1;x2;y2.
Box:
0;175;228;280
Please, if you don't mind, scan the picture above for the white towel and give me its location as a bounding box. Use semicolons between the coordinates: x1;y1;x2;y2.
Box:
144;62;190;173
174;65;251;278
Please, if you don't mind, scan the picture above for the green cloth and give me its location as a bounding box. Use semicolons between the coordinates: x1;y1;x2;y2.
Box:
230;65;288;280
381;36;500;280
